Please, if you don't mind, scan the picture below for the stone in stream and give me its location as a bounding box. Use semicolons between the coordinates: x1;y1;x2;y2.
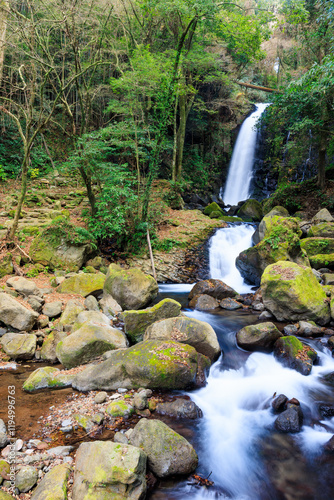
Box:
156;399;202;419
120;298;181;343
273;336;317;376
130;418;198;478
220;298;243;310
188;279;237;301
298;321;323;337
1;333;37;360
323;436;334;452
318;404;334;419
23;366;74;392
72;441;147;500
274;404;303;433
30;463;71;500
272;394;288;414
56;323;128;368
15;465;38;493
189;294;220;311
0;293;39;331
144;316;220;362
59;272;106;297
261;261;330;325
103;264;158;310
236;322;282;353
72;340;210;391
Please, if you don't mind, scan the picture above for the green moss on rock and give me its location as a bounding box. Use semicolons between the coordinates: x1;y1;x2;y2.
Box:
106;400;134;418
237;199;262;221
203;202;222;216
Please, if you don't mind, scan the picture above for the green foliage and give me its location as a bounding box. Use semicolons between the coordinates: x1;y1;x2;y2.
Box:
26;268;39;278
152;238;186;252
45;217;97;250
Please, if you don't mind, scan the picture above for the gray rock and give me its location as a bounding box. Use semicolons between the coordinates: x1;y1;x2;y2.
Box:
84;295;99;311
46;446;74;457
72;441;147;500
0;432;8;448
114;432;128;444
6;277;41;297
323;273;334;286
274;406;303;433
156;399;202;419
0;293;38;331
30;463;71;500
72;310;111;332
27;297;43;313
298;321;323;337
283;324;298;335
99;293;122;318
220;298;242;310
133;392;147;411
189;294;219;311
312;208;334;224
40;330;67;364
258;310;273;320
1;333;37;360
58;300;85;328
42;301;63;318
236;322;282;352
94;391;108;404
130;418;198;478
15;465;38;493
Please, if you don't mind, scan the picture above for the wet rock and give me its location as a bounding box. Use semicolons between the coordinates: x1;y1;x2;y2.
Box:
261;261;330;325
319;404;334;419
258;310;273;320
274;406;303;433
30;463;71;500
272;394;288;413
15;465;38;492
94;391;107;404
324;435;334;452
121;298;181;343
0;293;38;331
56;322;127;368
189;279;237;301
189;294;219;311
103;264;158;310
220;298;243;310
283;324;298;336
144;316;220;362
328;336;334;349
130;418;198;478
84;295;99;311
59;272;106;297
23;367;74;392
1;333;37;360
72;340;210;391
42;301;62;318
298;321;323;337
156;399;202;419
236;322;282;353
273;336;317;376
72;441;147;500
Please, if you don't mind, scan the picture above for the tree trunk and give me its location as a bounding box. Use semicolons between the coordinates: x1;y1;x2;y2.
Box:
318;129;327;189
175;93;187;182
0;0;9;83
9;149;29;240
79;165;97;216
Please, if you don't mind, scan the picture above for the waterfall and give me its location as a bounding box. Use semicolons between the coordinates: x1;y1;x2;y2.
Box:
223;103;269;206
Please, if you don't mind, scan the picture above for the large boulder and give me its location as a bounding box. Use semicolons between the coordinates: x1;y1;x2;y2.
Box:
103;264;158;310
31;463;71;500
72;340;210;391
72;441;147;500
130;418;198;478
30;224;95;272
1;333;36;360
261;261;330;325
189;294;220;311
188;279;237;301
308;222;334;238
40;331;66;363
6;276;40;297
253;206;290;244
58;299;85;328
273;336;317;376
56;323;128;368
121;298;181;344
155;399;202;419
300;237;334;270
236;217;308;286
312;208;334;224
236;322;283;352
237;198;263;221
144;316;220;362
23;367;74;392
71;310;110;332
0;293;38;331
58;272;106;297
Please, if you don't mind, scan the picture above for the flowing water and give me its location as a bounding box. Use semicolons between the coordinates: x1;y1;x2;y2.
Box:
222;103;269;206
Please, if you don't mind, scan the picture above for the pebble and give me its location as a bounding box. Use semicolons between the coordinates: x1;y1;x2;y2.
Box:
118;388;127;394
94;392;108;404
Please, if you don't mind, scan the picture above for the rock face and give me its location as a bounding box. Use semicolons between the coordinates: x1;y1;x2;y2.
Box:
72;441;147;500
121;299;181;344
189;279;236;301
130;418;198;478
273;336;317;375
104;264;158;310
236;322;283;352
31;463;71;500
188;294;220;310
72;340;210;391
23;367;74;392
1;333;37;360
144;316;220;361
59;273;106;297
56;323;128;368
0;293;38;331
236;217;308;286
237;198;263;221
261;261;330;325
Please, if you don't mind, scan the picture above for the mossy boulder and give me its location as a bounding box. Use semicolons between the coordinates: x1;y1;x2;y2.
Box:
40;330;66;363
273;336;317;375
130;418;198;478
312;208;334;224
261;261;330;325
15;465;38;493
0;460;10;485
1;333;37;360
209;210;223;219
237;199;263;221
236;322;283;352
23;367;74;392
58;299;85;328
144;316;220;361
121;298;181;344
236;217;308;286
0;492;15;500
56;323;128;368
0;254;20;278
58;272;105;297
309;254;334;270
72;340;210;391
300;238;334;256
106;400;134;418
0;293;38;331
72;441;147;500
29;221;95;272
103;264;158;310
253;207;290;244
203;202;222;216
308;222;334;238
71;310;110;332
30;463;71;500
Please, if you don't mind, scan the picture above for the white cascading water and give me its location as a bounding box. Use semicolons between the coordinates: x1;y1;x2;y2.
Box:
223;103;269;206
